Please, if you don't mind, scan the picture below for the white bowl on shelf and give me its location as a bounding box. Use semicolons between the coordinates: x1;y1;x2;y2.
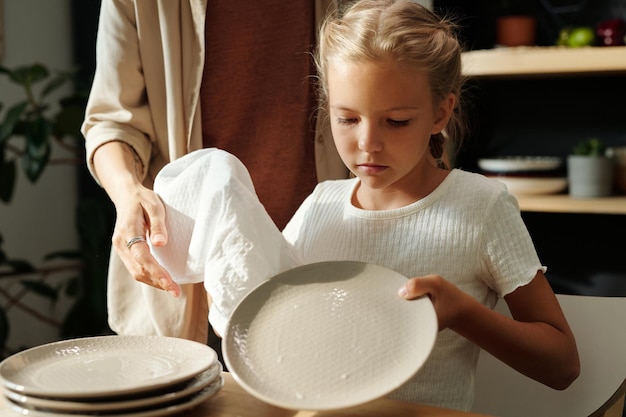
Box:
478;156;563;173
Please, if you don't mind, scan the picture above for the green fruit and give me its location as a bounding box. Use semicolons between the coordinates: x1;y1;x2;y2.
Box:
567;27;595;47
556;27;572;46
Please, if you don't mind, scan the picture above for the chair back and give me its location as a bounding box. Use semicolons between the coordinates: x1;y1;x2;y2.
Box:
471;294;626;417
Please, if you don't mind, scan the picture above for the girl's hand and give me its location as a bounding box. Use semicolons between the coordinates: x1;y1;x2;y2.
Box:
399;272;580;389
111;185;181;297
397;274;473;330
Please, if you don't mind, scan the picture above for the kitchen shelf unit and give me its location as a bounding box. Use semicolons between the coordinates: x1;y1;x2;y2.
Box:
461;46;626;215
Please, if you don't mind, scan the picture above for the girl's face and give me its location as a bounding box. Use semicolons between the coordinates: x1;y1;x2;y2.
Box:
327;59;454;210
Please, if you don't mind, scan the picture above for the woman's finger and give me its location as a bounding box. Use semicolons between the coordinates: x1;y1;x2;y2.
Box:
125;238;180;297
142;195;168;247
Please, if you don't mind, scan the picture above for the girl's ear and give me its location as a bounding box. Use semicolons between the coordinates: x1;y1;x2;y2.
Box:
431;93;456;135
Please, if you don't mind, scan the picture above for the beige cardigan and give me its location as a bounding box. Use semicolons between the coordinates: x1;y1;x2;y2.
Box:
82;0;346;342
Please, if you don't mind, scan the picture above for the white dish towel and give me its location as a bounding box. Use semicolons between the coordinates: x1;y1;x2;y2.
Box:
151;148;299;335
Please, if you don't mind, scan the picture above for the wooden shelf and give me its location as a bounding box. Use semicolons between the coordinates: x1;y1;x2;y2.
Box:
462;46;626;78
515;194;626;215
462;46;626;215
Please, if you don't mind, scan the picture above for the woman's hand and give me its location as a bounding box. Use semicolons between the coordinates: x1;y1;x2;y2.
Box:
93;141;181;297
111;184;181;297
397;274;473;330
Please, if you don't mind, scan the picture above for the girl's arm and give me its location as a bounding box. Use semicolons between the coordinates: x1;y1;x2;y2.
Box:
399;271;580;390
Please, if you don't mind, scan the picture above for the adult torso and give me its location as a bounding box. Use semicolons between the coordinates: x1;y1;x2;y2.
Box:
201;1;319;229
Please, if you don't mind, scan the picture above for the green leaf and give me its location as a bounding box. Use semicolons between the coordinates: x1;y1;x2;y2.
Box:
0;101;29;143
0;157;17;203
23;148;51;183
25;117;51;155
20;280;58;301
572;138;606;156
7;64;49;87
23;118;51;182
41;73;69;98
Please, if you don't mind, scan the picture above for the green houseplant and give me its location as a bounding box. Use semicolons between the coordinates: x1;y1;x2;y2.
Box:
0;63;111;357
567;138;615;198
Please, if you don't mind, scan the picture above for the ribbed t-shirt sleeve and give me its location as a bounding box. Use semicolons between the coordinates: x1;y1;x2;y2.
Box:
481;190;546;297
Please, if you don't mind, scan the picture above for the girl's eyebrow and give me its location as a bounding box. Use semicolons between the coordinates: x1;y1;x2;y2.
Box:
329;105;353;111
330;105;420;111
385;106;420;111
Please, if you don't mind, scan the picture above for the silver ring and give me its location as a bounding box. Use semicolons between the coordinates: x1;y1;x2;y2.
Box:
126;236;146;249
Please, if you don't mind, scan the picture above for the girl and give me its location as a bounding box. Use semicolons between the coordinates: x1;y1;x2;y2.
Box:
281;0;579;410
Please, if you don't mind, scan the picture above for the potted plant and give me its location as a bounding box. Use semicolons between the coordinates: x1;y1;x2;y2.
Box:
491;0;539;47
0;63;111;357
567;138;614;198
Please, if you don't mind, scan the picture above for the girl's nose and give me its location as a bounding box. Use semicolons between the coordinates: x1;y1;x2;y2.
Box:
357;125;384;153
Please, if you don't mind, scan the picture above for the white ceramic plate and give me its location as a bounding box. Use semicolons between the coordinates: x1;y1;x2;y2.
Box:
223;261;438;411
0;336;217;399
490;176;568;195
4;376;223;417
3;362;222;412
478;157;563;172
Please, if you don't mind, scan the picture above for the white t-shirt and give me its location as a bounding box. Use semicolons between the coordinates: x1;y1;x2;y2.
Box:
282;169;545;411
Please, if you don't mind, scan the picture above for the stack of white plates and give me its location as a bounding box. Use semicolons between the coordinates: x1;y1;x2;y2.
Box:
0;336;223;417
478;156;567;196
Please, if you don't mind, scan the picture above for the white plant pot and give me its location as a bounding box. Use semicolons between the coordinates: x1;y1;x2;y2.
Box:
567;155;615;198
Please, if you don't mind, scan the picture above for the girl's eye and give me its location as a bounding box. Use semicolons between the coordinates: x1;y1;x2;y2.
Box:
336;118;358;125
388;119;410;127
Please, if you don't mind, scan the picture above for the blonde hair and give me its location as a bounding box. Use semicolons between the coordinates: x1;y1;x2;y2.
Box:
316;0;466;168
